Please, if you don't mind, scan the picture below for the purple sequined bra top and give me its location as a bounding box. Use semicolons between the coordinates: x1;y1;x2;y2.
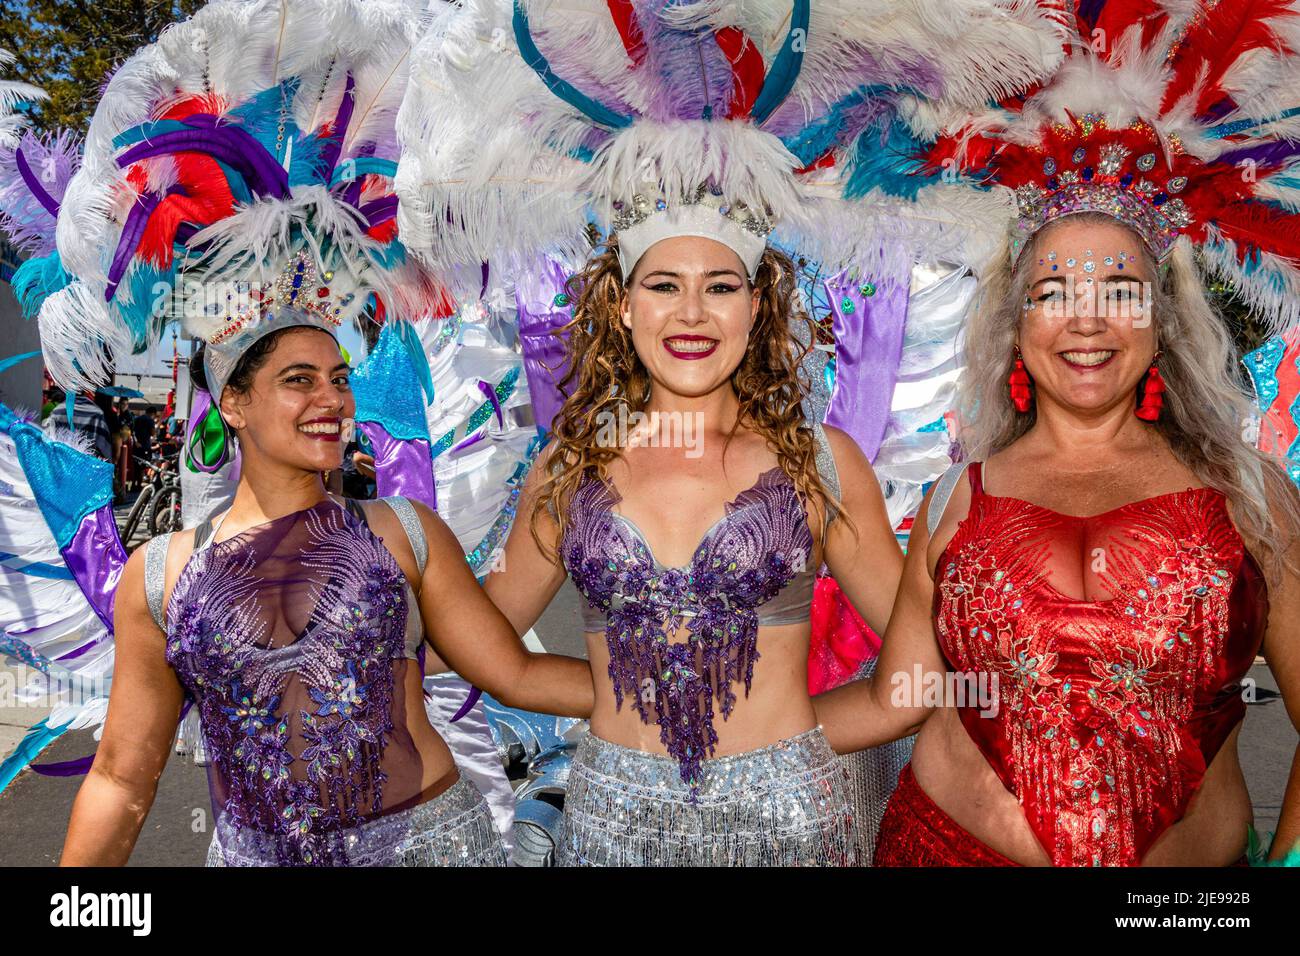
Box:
163;501;427;865
561;462;819;788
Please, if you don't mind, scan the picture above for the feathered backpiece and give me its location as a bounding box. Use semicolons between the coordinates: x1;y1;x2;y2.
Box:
0;48;87;337
0;48;78;258
43;0;447;393
924;0;1300;331
396;0;1069;288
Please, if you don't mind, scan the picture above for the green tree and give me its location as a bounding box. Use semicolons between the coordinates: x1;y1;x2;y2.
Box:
0;0;205;133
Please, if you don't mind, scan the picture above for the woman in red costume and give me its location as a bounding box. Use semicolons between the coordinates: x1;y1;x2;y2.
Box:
816;2;1300;866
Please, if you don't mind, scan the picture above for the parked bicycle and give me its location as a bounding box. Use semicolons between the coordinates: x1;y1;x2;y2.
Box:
118;454;180;548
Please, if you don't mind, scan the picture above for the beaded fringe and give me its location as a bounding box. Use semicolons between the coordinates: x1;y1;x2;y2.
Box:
559;728;858;867
838;657;915;863
841;738;914;863
205;777;507;867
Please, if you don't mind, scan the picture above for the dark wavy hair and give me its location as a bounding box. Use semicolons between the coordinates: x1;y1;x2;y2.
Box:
191;327;297;399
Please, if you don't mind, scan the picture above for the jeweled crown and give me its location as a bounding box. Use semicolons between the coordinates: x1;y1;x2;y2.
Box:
1010;114;1193;260
207;251;356;345
610;181;775;241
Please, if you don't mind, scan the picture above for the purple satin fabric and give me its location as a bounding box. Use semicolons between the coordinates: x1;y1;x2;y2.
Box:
515;261;573;432
15;146;61;217
59;505;128;633
821;271;909;461
31;754;96;776
360;421;435;511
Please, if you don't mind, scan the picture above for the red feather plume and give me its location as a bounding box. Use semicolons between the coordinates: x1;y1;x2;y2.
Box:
1161;0;1299;116
714;27;763;118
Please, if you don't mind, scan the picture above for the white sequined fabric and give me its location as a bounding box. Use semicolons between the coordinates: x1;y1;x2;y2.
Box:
204;776;507;867
558;728;858;866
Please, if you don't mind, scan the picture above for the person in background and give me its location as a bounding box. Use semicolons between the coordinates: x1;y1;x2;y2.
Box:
69;391;112;463
132;405;156;465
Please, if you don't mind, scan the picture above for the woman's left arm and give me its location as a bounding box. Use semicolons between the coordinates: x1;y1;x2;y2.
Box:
819;425;906;634
407;501;594;718
1261;533;1300;861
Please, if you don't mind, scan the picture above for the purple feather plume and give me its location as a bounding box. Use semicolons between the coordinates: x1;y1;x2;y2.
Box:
0;128;83;257
637;0;735;122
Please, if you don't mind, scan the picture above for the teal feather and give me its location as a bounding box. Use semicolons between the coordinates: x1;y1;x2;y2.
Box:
226;80;330;186
11;252;72;318
844;117;940;201
0;718;70;795
118;260;176;351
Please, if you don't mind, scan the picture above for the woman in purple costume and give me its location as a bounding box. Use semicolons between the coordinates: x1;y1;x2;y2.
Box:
61;321;594;867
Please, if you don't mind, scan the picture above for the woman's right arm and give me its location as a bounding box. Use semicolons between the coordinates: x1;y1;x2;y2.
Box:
61;545;185;866
814;481;956;753
482;451;569;637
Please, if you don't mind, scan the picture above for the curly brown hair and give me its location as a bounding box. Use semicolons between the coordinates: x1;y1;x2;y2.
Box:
529;238;845;559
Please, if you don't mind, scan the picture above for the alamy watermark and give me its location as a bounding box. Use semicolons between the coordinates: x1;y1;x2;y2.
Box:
593;405;704;458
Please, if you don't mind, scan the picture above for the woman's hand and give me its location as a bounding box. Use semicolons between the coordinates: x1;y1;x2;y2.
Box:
61;544;185;866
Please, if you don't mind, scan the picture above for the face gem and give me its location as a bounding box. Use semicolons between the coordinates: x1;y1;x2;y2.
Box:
1066;258;1077;267
1047;251;1058;262
1083;261;1096;273
1104;256;1115;266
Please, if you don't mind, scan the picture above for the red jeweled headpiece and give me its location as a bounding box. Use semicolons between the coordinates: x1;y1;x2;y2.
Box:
926;0;1300;330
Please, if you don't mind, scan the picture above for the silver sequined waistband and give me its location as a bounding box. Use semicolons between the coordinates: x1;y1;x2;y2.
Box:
560;727;858;866
206;776;507;867
572;726;842;800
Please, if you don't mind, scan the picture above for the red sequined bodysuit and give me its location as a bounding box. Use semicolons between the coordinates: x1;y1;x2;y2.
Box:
932;463;1267;866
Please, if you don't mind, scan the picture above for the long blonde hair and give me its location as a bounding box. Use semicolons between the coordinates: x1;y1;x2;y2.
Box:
530;239;841;557
958;211;1300;583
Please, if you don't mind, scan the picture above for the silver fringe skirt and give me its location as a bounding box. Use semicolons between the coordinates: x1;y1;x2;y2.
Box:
559;727;858;867
205;776;508;867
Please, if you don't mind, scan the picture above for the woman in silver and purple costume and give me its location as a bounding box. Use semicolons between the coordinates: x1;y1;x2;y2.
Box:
61;319;594;868
399;0;1068;867
486;229;904;866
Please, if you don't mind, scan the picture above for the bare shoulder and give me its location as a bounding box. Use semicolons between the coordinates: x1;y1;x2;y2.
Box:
522;439;565;494
819;423;877;487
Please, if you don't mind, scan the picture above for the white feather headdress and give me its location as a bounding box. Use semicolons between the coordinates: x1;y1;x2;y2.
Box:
396;0;1067;288
42;0;447;392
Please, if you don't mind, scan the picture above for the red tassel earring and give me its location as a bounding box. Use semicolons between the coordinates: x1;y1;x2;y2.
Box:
1136;353;1165;421
1009;347;1032;413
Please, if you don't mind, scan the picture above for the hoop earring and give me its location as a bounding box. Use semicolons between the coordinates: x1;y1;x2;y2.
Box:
1009;346;1033;413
